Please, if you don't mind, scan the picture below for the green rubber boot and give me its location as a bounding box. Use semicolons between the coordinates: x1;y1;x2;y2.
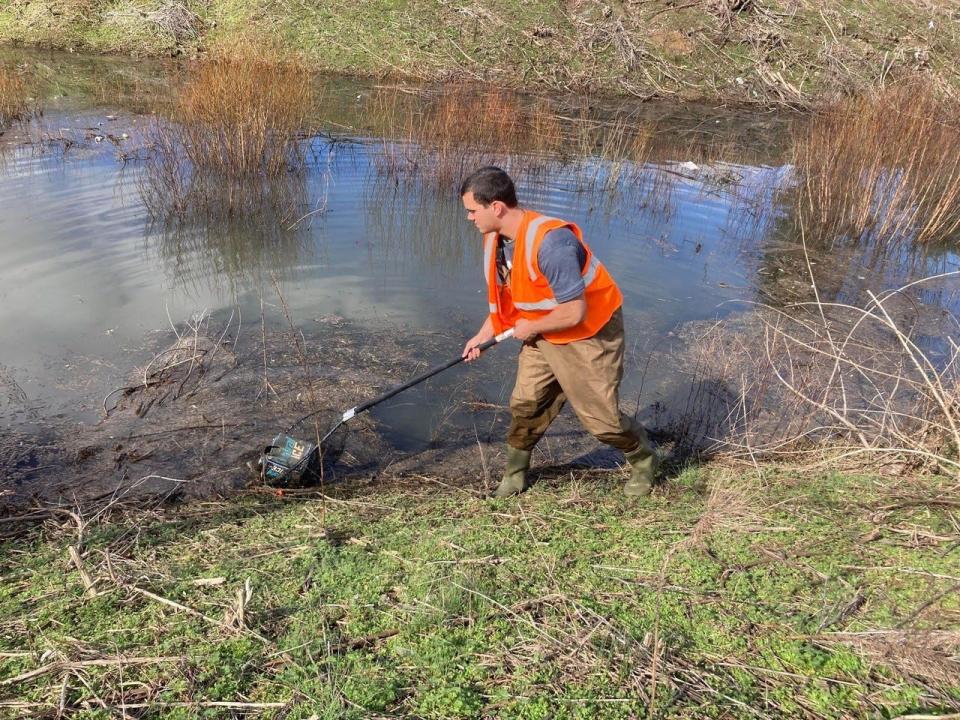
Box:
623;435;657;497
492;446;531;498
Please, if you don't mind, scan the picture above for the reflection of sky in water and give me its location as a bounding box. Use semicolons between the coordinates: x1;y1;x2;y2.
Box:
1;106;958;436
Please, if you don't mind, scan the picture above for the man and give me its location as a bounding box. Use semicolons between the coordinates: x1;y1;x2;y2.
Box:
460;166;656;497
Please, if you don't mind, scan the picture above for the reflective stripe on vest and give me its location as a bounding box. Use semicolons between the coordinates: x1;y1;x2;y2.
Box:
514;298;559;311
483;234;495;286
524;215;560;281
513;257;599;310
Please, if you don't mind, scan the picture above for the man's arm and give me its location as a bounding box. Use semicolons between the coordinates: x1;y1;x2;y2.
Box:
513;227;587;341
513;298;585;341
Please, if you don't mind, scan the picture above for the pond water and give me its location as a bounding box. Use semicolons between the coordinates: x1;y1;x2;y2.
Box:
2;50;958;462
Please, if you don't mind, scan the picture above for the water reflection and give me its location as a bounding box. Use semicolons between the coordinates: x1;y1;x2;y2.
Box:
144;213;316;296
363;176;478;272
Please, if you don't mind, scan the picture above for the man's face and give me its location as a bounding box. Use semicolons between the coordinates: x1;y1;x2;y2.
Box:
462;192;503;234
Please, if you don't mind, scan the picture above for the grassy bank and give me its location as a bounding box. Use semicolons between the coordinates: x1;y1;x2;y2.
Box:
1;0;959;103
2;467;958;718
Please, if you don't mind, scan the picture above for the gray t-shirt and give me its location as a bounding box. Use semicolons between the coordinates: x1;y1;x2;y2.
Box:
498;227;587;303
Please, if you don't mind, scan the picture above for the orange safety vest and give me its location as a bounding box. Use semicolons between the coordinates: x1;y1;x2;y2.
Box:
484;210;623;344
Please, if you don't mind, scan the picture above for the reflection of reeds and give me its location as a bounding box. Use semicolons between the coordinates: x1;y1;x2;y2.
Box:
139;43;313;221
144;211;312;294
363;180;478;272
0;64;28;127
139;137;309;221
792;83;960;246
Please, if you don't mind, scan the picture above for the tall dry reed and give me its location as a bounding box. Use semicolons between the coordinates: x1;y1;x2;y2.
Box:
139;43;313;221
792;83;960;246
371;86;655;194
0;65;28;127
173;47;312;177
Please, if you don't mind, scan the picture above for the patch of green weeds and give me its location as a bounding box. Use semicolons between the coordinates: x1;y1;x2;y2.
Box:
415;681;484;719
2;466;958;717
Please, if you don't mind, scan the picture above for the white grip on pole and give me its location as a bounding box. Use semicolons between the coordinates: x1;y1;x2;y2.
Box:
495;328;515;342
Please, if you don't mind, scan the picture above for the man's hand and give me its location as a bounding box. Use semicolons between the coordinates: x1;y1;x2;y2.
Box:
462;327;495;362
512;318;539;342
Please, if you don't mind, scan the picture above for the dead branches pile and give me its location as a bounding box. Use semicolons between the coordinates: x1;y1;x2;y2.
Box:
104;310;238;417
146;1;201;46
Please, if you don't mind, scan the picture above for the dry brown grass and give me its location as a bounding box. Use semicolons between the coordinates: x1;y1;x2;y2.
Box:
370;86;655;194
172;43;312;177
817;631;960;689
670;263;960;478
0;64;28;127
792;82;960;246
139;41;313;220
679;474;764;550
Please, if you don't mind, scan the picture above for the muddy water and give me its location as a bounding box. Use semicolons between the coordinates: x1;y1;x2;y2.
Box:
2;51;959;470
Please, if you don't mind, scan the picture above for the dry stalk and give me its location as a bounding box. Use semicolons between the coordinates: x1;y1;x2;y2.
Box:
791;82;960;246
0;64;29;127
224;578;253;630
677;265;960;475
67;545;97;598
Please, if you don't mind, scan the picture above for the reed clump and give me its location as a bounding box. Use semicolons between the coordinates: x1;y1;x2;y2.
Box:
140;43;313;221
792;83;960;246
0;64;28;127
172;47;312;177
371;86;655;195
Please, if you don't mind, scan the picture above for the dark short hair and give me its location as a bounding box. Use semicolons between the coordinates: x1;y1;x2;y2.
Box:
459;166;518;208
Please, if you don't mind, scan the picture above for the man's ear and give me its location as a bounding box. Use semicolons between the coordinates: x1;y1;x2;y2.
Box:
492;200;508;217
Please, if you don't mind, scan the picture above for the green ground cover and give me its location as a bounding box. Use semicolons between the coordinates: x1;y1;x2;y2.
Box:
2;466;958;717
0;0;958;104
